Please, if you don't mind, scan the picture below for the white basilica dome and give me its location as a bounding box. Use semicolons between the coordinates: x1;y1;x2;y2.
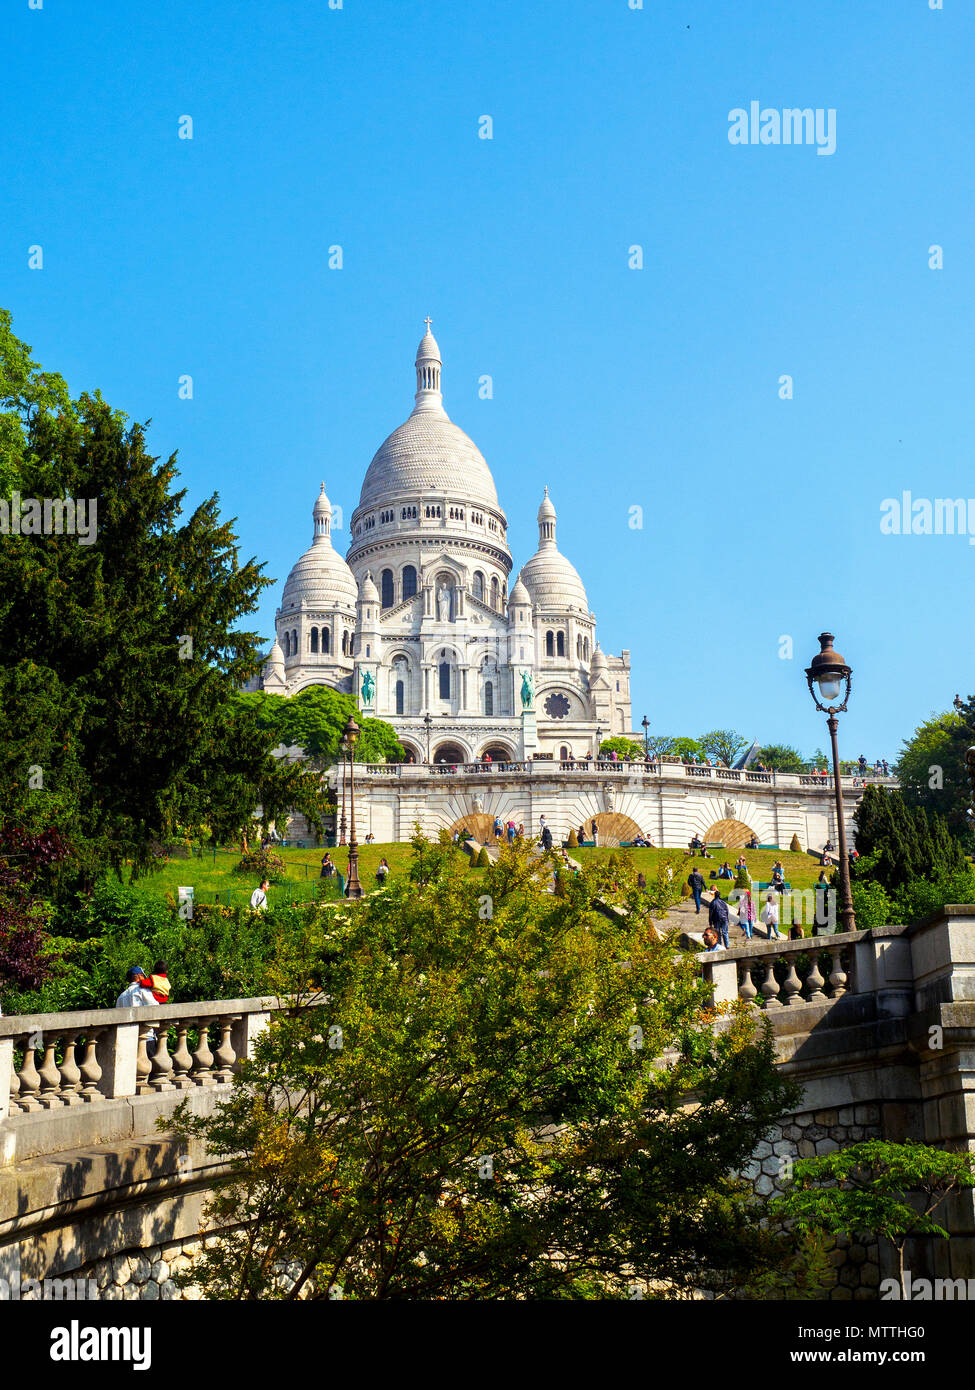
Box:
354;324;501;514
358;414;499;512
517;487;589;613
281;483;358;610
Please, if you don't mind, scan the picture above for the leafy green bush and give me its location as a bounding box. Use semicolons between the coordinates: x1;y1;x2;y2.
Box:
232;846;287;883
849;878;893;933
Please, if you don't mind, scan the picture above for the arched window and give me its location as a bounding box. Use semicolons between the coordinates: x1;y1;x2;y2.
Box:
545;631;554;657
381;569;394;609
311;627;319;653
395;679;405;715
439;661;450;700
341;631;348;657
322;626;330;654
282;631;290;658
560;745;569;761
490;576;500;609
291;629;298;656
402;565;417;600
484;680;493;716
576;635;581;659
556;631;565;657
583;637;590;660
472;571;484;601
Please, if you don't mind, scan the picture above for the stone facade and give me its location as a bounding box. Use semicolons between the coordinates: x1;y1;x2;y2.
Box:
245;323;631;759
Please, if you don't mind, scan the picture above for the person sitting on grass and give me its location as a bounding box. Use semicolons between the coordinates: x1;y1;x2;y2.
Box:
375;857;390;886
717;861;734;880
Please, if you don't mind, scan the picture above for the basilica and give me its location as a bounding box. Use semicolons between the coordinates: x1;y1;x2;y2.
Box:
248;322;632;764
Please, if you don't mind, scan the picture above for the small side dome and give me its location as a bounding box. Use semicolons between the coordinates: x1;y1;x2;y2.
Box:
416;322;442;362
313;481;331;518
509;577;532;607
537;485;556;524
359;570;380;604
590;643;608;673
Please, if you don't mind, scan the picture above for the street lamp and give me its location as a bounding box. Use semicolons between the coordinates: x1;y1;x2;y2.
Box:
641;715;650;758
805;632;856;933
423;711;433;764
594;726;602;763
342;714;363;899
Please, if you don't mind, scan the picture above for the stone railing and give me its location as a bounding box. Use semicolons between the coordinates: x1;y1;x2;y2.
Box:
702;932;859;1009
0;997;279;1122
347;760;896;790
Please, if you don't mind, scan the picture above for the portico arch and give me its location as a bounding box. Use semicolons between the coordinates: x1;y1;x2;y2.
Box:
447;812;495;845
589;812;645;847
432;740;469;765
479;741;515;762
702;817;759;849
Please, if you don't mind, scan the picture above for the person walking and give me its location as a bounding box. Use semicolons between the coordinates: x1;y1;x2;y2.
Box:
687;866;706;914
250;879;270;911
591;818;598;846
507;819;516;844
737;888;755;939
320;852;336;879
494;816;503;841
540;823;553;852
761;893;781;940
708;889;730;949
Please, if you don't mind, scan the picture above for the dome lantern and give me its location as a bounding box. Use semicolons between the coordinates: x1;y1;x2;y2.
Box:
413;317;445;416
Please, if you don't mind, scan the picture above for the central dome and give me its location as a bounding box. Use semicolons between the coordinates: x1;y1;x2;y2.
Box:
355;323;501;513
358;413;500;511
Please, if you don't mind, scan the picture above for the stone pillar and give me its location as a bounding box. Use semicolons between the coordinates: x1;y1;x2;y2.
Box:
97;1022;139;1099
0;1037;13;1124
232;1011;271;1064
521;709;538;759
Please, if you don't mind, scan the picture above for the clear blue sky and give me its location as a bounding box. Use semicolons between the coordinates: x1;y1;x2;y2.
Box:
3;0;971;762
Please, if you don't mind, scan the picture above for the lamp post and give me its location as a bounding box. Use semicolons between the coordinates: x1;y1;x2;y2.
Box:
423;711;433;764
594;726;602;764
338;749;347;846
641;715;650;758
805;632;856;934
342;714;363;899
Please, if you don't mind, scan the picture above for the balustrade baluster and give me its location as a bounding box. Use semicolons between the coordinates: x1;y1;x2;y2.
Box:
8;1062;22;1114
192;1021;214;1085
171;1023;194;1088
149;1020;175;1091
760;960;782;1008
738;962;759;1005
135;1024;154;1094
16;1038;42;1112
38;1033;65;1108
781;959;802;1006
827;949;848;998
213;1016;239;1082
78;1030;104;1101
804;953;826;1003
58;1032;83;1104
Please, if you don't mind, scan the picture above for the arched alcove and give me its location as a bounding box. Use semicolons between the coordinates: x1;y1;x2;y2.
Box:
702;817;758;848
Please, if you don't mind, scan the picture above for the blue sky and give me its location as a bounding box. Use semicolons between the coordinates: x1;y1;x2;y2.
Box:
2;0;971;762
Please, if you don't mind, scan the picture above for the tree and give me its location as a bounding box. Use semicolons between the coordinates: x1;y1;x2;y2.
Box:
757;744;805;774
0;310;301;885
0;826;70;999
237;687;404;767
853;785;966;899
772;1140;975;1299
699;730;749;766
170;835;801;1300
661;737;703;761
897;707;972;846
598;736;644;760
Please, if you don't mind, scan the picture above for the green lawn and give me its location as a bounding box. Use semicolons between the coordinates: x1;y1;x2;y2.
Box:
129;842;827;911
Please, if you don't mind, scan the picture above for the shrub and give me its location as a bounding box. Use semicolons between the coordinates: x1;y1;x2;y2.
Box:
789;833;803;854
567;828;579;848
475;847;492;868
232;846;287;883
734;864;751;889
849;879;893;933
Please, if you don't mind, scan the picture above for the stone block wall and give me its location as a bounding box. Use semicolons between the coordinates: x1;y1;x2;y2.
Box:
741;1104;884;1299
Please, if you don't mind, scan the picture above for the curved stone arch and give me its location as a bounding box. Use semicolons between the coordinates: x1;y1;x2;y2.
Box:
446;812;495;845
398;738;423;764
534;683;588;721
589;811;644;847
286;676;333;698
701;817;759;849
477;739;516;761
432;738;473;765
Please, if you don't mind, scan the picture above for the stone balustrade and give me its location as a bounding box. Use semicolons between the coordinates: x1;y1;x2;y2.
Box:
351;759;896;790
0;998;279;1127
701;931;860;1009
